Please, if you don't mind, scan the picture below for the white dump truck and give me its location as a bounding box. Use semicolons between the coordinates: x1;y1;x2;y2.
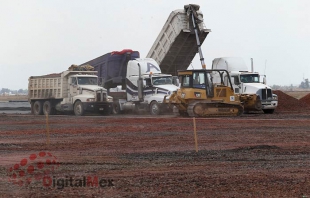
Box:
81;50;179;115
212;57;278;113
28;68;113;116
110;58;179;115
147;4;211;76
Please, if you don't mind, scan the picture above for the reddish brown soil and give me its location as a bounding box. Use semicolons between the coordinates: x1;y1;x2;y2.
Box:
273;90;310;112
300;93;310;106
1;113;310;197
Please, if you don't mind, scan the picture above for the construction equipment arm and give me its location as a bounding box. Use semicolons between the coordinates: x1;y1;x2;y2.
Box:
187;4;206;69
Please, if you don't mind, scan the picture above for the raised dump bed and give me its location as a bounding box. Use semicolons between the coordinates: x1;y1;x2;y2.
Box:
147;4;211;76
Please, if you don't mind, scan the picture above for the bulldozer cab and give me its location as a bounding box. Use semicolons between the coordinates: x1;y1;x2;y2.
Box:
178;69;233;98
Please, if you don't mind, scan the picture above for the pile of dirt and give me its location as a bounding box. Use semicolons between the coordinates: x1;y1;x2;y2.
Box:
300;93;310;105
273;90;310;112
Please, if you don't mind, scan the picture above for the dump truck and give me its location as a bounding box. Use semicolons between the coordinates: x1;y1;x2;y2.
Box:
164;4;261;117
81;49;179;115
147;4;211;76
212;57;278;113
28;67;112;116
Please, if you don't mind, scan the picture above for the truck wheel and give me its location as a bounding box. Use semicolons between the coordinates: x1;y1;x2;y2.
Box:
263;109;275;114
112;102;121;114
74;101;84;116
43;101;54;115
150;101;161;115
33;101;43;115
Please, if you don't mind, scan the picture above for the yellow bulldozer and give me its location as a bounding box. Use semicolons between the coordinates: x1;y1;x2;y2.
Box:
167;69;248;117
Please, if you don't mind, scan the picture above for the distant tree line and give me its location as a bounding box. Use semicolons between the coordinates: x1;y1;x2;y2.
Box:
271;84;296;91
0;88;28;95
299;78;309;89
271;79;310;91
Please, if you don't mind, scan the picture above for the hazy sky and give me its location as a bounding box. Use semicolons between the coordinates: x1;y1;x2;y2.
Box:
1;0;309;89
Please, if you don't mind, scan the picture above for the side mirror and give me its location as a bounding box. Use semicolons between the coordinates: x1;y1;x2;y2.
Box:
172;76;180;86
263;76;267;85
232;76;240;85
145;78;152;87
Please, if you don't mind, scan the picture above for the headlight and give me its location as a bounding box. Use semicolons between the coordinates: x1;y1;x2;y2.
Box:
272;95;278;100
165;95;170;100
86;98;95;102
194;92;201;98
107;96;113;102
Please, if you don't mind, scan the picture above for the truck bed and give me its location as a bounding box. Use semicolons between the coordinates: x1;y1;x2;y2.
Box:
81;50;140;89
28;76;63;100
147;8;211;76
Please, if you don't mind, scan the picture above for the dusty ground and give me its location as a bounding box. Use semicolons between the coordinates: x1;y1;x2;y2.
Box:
0;95;27;101
284;91;310;99
0;112;310;198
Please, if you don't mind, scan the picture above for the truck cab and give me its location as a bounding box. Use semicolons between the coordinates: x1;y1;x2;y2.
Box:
127;58;179;115
60;72;113;116
212;57;278;114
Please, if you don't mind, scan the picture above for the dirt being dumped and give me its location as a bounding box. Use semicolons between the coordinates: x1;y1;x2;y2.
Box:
273;90;310;112
0;113;310;197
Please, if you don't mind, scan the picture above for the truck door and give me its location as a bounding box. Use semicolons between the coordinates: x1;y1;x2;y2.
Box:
69;77;78;102
230;76;240;94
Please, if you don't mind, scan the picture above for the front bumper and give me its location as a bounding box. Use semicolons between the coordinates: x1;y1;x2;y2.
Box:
240;94;262;111
82;101;112;113
261;100;278;110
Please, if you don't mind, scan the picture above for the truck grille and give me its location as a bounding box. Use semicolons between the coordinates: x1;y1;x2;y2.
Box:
96;91;107;102
261;88;272;100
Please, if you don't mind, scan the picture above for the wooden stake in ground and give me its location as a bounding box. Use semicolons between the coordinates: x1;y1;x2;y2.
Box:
45;113;50;147
193;117;198;152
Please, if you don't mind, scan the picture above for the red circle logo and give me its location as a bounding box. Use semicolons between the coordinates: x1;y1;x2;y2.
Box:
7;151;59;187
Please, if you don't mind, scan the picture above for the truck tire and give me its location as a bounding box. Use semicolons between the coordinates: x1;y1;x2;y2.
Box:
33;101;43;115
74;101;84;116
43;101;54;115
263;109;275;114
112;102;121;114
150;101;161;115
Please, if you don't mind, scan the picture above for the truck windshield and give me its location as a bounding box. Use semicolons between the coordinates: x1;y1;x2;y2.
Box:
77;77;98;85
240;74;259;83
152;76;173;85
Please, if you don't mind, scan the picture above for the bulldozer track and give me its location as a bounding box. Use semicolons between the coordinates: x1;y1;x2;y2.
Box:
186;101;244;117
